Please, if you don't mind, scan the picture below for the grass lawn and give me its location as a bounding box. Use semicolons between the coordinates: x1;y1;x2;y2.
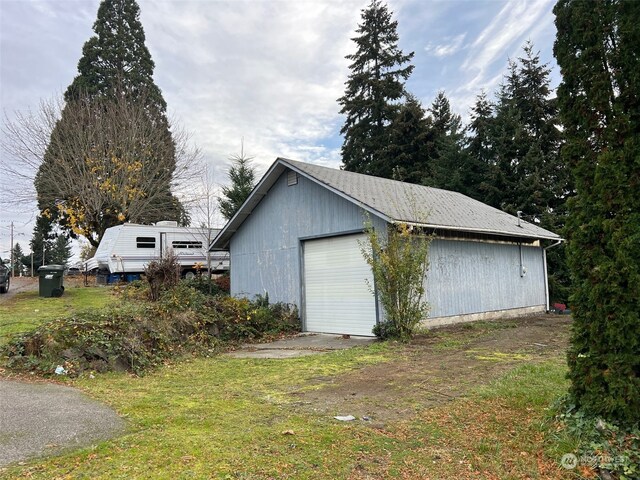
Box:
1;316;575;479
0;285;114;344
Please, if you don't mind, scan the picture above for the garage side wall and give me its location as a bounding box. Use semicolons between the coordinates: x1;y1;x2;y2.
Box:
229;171;386;305
425;239;546;320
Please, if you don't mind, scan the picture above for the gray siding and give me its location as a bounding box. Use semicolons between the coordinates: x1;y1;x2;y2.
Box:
230;168;548;322
230;170;386;305
425;239;546;317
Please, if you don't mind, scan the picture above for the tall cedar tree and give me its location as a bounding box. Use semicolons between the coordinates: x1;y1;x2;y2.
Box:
338;0;414;175
218;149;256;221
554;0;640;423
36;0;185;247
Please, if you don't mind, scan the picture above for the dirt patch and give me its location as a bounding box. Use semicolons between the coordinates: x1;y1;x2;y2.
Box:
292;315;571;424
228;333;376;358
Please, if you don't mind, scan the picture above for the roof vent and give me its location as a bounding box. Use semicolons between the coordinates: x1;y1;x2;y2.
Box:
155;221;179;227
287;170;298;186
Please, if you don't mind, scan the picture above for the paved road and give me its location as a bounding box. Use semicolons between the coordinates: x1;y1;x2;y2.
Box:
0;380;125;467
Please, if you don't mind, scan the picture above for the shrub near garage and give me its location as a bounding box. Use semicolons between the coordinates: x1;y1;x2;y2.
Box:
183;274;230;297
2;282;299;376
211;294;299;341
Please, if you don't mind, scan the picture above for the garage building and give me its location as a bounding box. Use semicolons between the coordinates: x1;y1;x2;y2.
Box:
211;158;562;336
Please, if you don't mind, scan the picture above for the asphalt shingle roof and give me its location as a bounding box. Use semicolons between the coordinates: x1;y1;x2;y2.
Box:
211;158;561;249
281;158;561;241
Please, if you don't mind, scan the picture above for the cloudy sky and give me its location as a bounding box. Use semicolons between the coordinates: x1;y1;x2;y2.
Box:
0;0;559;258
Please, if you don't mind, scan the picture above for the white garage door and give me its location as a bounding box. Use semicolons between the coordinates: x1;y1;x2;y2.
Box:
303;234;377;336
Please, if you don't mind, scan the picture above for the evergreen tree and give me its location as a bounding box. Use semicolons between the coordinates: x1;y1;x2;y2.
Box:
554;0;640;423
490;44;567;220
483;78;519;211
50;235;72;266
338;0;414;175
36;0;185;247
64;0;165;109
465;91;495;201
11;243;26;275
29;216;55;267
218;147;256;221
379;95;430;182
422;92;467;193
465;44;571;301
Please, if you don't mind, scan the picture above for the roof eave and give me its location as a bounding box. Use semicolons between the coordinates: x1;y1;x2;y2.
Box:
396;220;562;241
279;158;392;224
210;160;287;250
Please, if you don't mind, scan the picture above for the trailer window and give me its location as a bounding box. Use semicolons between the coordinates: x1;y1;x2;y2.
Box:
172;241;203;249
136;237;156;249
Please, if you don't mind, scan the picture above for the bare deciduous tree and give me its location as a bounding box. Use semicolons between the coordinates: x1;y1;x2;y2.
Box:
1;92;200;247
184;161;228;292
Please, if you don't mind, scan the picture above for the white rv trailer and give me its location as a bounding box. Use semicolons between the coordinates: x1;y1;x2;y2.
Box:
84;221;229;278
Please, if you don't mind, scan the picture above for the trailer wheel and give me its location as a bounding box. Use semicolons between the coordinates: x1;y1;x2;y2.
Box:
183;271;196;280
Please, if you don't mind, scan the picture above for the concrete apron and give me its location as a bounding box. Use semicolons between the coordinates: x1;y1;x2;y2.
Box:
227;333;376;359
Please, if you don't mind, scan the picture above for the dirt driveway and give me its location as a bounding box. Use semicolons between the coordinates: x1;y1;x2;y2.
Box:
292;315;572;423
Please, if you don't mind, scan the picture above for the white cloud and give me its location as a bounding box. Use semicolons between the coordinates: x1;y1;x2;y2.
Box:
443;0;556;120
425;33;466;58
139;0;361;176
461;0;553;87
0;0;560;255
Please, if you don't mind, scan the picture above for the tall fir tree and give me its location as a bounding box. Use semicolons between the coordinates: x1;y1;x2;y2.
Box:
422;91;467;193
11;243;26;275
29;216;55;268
338;0;414;175
554;0;640;423
489;43;567;220
465;44;571;301
464;91;495;201
50;235;73;266
379;95;430;183
36;0;185;247
218;146;256;221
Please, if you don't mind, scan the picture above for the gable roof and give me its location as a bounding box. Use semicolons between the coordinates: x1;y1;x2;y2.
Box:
211;157;561;249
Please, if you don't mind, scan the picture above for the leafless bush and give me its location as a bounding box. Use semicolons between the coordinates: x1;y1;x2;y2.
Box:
144;250;181;301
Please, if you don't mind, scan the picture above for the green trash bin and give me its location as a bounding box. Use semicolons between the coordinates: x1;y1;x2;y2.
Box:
38;265;66;298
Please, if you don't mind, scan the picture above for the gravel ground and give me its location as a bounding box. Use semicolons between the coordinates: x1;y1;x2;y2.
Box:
0;380;125;467
0;277;38;304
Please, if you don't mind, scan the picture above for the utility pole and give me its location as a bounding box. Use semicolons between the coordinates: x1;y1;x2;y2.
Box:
10;221;14;276
31;251;34;277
